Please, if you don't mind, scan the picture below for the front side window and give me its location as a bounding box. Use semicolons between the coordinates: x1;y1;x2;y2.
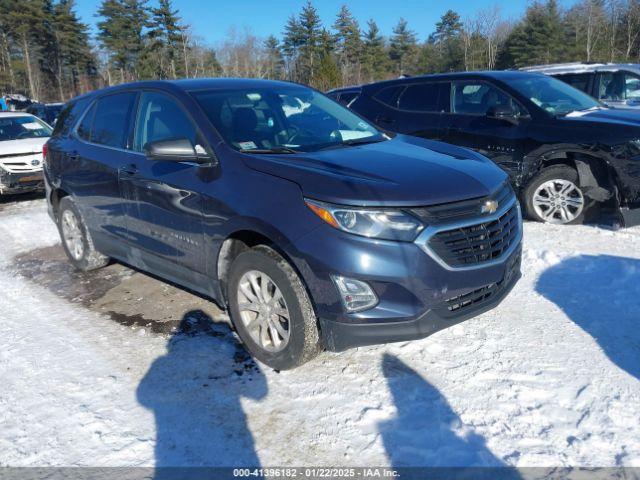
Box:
78;92;136;148
598;71;640;102
398;83;450;112
452;81;523;116
133;92;198;152
509;75;600;116
0;115;52;141
191;87;382;153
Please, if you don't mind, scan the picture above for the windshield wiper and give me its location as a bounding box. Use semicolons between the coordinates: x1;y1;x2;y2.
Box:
239;147;300;154
341;137;387;147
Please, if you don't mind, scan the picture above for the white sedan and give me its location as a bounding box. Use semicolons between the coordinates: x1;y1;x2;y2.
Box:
0;112;52;195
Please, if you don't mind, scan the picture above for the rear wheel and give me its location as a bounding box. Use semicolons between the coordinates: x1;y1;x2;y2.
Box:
227;245;321;370
524;165;590;225
57;196;109;271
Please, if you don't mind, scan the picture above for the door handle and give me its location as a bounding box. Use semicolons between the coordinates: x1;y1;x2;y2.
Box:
66;151;79;161
377;116;395;125
119;164;138;176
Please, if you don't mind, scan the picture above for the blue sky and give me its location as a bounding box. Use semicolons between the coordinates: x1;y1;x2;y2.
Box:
74;0;577;45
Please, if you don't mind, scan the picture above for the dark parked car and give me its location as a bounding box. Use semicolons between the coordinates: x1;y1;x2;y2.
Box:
26;102;64;126
347;71;640;226
522;63;640;110
326;86;360;106
44;79;522;369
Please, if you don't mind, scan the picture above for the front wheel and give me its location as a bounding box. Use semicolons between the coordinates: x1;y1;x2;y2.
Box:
227;246;321;370
523;165;590;225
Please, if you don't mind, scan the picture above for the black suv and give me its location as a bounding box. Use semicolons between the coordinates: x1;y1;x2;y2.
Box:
347;71;640;226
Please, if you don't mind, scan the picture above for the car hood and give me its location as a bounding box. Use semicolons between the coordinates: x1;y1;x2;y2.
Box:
561;107;640;127
241;135;508;207
0;137;48;155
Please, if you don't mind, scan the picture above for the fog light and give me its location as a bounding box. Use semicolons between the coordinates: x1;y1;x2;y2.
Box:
332;275;378;312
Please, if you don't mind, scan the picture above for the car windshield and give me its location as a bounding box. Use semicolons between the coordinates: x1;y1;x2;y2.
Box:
509;75;601;116
0;115;52;141
191;86;383;153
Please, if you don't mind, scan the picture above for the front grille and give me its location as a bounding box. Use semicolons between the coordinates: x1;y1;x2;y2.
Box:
428;204;519;267
435;249;521;318
409;181;513;224
0;154;43;173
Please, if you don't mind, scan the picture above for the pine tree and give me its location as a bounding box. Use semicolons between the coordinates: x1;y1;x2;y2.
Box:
148;0;184;78
97;0;149;82
297;1;323;84
50;0;93;99
362;19;388;82
389;18;418;76
264;35;285;79
505;0;568;67
429;9;464;71
332;5;362;84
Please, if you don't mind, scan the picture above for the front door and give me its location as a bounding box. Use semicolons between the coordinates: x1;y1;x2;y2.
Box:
441;80;530;182
119;91;208;285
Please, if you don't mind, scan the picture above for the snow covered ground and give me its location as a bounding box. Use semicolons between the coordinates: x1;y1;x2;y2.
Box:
0;197;639;468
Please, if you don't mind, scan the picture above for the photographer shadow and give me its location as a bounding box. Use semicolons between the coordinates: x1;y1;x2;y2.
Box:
137;310;267;476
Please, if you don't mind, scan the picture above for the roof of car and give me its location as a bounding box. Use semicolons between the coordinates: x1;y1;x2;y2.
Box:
521;62;640;74
82;78;306;99
360;70;546;89
0;111;34;117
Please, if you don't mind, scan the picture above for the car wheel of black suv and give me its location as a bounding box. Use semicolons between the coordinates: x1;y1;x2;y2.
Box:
227;245;321;370
57;196;110;271
524;165;591;225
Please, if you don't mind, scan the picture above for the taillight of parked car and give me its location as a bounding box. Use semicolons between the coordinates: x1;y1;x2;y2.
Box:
42;143;48;165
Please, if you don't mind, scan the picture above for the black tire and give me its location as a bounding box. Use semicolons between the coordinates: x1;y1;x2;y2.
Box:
227;245;321;370
523;165;591;225
57;196;109;271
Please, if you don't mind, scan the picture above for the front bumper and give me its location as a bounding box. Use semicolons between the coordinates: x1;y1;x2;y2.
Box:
321;248;521;351
0;169;44;194
291;203;523;352
620;205;640;227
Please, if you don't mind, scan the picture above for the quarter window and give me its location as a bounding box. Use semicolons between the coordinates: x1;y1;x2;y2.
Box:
133;92;198;152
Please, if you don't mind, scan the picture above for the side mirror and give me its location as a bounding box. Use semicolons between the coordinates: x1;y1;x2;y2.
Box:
144;138;210;163
486;105;519;125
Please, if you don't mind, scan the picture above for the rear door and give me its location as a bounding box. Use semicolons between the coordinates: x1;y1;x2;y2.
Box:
67;91;139;255
119;90;208;283
386;82;450;140
440;80;530;180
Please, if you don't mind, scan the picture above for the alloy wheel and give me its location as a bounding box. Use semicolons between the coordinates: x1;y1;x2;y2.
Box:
61;209;85;260
532;179;584;224
236;270;291;352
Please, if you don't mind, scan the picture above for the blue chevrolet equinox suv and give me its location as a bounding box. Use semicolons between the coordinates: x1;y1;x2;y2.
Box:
44;79;522;369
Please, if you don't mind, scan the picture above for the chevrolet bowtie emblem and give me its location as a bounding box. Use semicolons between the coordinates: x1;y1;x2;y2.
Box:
481;200;499;214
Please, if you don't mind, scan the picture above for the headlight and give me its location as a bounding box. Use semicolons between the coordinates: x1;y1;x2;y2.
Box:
305;199;424;241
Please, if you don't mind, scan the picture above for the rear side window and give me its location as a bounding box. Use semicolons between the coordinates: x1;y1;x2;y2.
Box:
398;83;451;112
77;103;96;141
374;85;404;107
91;93;137;148
76;92;136;148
